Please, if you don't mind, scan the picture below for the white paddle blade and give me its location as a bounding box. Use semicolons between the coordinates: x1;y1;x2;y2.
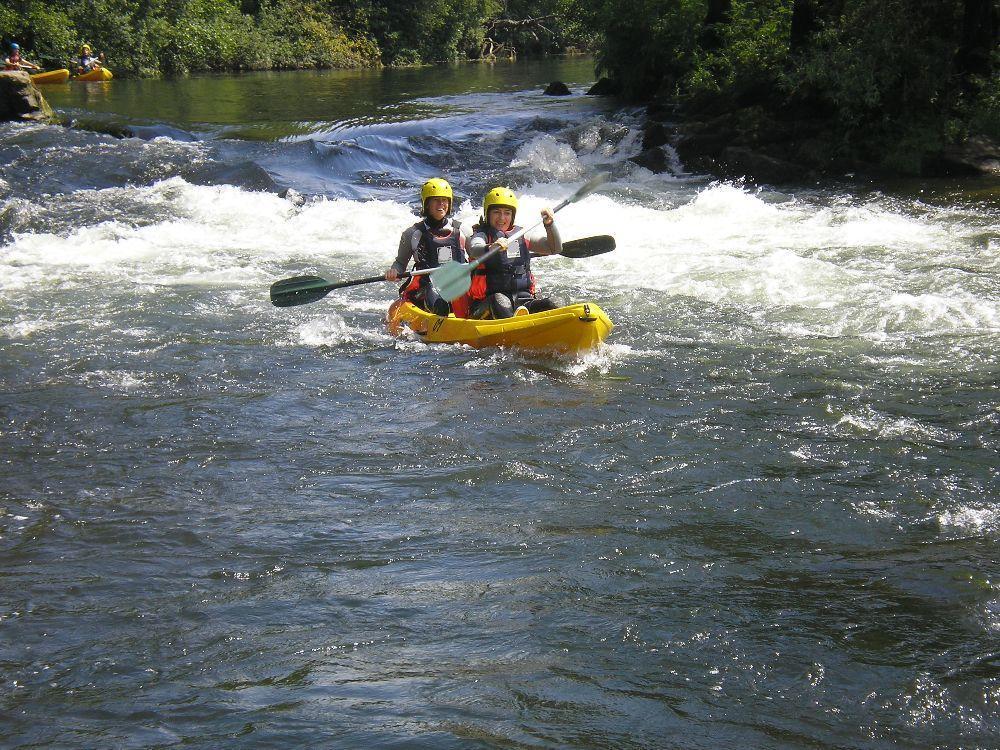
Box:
574;172;610;201
430;260;474;302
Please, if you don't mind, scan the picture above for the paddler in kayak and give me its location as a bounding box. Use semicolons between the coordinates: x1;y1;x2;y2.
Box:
468;187;561;319
385;177;472;317
3;43;40;71
76;44;103;74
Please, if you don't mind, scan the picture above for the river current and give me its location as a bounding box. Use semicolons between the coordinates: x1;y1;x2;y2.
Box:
1;58;998;748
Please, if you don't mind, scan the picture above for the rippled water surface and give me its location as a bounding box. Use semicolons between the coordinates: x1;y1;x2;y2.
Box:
2;58;999;748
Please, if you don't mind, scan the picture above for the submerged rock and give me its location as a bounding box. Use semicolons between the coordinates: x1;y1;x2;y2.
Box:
923;135;1000;177
543;81;571;96
0;71;57;124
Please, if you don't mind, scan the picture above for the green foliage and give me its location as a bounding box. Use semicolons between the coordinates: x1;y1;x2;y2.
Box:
572;0;706;99
791;1;961;125
2;0;538;75
579;0;997;171
688;1;791;98
257;0;379;69
1;2;78;68
352;0;493;65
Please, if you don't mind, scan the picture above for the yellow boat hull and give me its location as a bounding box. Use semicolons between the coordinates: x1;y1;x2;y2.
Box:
31;69;70;84
76;68;113;81
387;300;613;354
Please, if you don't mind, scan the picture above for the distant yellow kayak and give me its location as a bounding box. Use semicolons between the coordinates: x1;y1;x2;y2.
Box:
76;67;113;81
30;69;70;84
387;299;613;354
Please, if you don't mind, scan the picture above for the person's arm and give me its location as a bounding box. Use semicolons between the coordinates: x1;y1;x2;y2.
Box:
530;208;562;255
468;231;489;259
386;227;414;280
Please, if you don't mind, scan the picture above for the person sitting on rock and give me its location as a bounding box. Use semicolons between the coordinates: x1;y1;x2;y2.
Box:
468;187;562;319
3;43;40;72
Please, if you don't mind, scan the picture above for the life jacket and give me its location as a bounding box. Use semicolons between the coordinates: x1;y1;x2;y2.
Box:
4;53;21;71
469;224;535;300
401;219;470;317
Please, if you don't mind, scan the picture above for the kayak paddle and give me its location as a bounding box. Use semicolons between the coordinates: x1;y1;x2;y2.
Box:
535;234;615;259
269;234;615;308
430;173;610;302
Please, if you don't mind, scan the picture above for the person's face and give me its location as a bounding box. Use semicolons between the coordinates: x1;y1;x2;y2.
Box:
425;196;450;221
488;206;514;231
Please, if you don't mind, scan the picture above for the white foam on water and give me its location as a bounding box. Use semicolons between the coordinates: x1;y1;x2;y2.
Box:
1;317;62;339
829;405;959;444
937;505;1000;535
458;340;636;375
291;313;391;348
0;178;421;293
510;134;586;182
83;369;153;391
2;172;996;355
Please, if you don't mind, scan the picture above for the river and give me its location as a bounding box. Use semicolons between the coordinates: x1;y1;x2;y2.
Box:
1;57;998;748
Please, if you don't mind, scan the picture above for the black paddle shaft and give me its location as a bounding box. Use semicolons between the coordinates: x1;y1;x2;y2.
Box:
270;273;406;307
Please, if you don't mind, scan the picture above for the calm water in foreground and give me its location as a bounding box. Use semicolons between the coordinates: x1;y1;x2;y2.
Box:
1;58;998;748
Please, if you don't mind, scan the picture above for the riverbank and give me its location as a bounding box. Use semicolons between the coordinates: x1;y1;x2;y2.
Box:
626;95;1000;185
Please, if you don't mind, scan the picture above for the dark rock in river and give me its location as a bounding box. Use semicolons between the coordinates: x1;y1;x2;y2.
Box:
527;116;564;133
716;147;807;184
670;106;825;183
586;78;620;96
645;100;676;122
922;135;1000;177
67;117;133;138
0;71;56;124
543;81;571;96
642;121;671;151
630;146;672;174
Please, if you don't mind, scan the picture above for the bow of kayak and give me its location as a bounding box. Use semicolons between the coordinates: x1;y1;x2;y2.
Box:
30;69;70;84
387;300;613;354
76;68;113;81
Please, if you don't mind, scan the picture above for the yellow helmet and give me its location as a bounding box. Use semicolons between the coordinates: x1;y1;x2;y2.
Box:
483;186;518;219
420;178;453;213
81;44;92;53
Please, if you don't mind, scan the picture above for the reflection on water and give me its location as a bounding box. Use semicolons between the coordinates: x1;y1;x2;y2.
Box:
44;58;601;139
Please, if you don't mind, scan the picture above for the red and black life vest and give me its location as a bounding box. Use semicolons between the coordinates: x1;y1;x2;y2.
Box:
401;219;471;317
469;225;535;300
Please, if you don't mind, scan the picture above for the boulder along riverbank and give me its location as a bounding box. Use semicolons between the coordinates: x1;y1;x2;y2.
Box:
0;71;57;125
592;78;1000;185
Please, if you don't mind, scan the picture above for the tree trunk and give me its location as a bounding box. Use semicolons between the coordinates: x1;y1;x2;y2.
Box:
956;0;997;79
701;0;731;52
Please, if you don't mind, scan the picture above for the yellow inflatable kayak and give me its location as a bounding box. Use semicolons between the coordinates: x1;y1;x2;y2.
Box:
30;69;70;84
387;299;613;354
76;67;113;81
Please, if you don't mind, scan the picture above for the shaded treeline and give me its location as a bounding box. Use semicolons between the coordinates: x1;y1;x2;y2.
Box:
574;0;998;171
4;0;995;174
0;0;580;76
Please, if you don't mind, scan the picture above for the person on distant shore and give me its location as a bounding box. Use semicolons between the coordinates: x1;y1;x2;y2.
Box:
385;178;472;317
467;187;561;319
3;43;41;71
76;44;102;74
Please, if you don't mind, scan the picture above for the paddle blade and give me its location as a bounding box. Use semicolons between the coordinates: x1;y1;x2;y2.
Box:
430;260;474;302
270;275;334;307
561;235;616;258
573;172;610;202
